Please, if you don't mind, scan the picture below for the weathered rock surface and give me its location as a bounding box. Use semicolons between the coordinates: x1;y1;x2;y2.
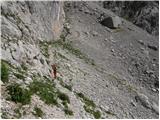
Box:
100;16;122;29
1;1;159;119
65;1;159;119
102;1;159;36
1;1;65;42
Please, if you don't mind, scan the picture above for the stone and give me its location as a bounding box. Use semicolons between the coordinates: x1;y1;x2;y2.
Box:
147;44;158;51
151;88;157;92
100;105;109;112
0;80;4;85
84;9;90;14
111;49;115;52
79;8;83;11
143;50;149;56
84;31;89;35
40;58;44;65
137;40;145;45
152;102;159;114
135;93;152;109
92;31;98;36
66;63;71;67
154;81;159;88
65;23;71;29
100;16;122;29
103;1;159;36
104;38;108;41
130;100;136;107
145;70;154;74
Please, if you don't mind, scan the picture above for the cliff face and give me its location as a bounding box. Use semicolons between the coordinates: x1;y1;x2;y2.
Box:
102;1;159;36
1;1;159;119
1;1;65;42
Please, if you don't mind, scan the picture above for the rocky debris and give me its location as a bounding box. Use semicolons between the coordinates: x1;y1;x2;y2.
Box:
104;38;108;41
137;40;145;45
151;102;159;114
84;31;90;35
24;77;32;85
111;49;115;52
100;105;109;112
147;44;158;51
135;93;155;111
1;1;159;119
130;100;136;107
154;81;159;88
100;16;122;29
151;88;157;92
84;9;90;14
65;23;71;30
92;31;98;36
102;1;159;36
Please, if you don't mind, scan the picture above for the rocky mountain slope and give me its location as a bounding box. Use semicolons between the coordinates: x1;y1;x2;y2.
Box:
1;1;159;119
102;1;159;36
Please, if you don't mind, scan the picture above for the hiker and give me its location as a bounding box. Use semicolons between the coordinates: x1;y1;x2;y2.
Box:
51;64;57;79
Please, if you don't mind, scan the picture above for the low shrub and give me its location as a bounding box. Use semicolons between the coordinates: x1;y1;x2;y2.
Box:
7;84;31;105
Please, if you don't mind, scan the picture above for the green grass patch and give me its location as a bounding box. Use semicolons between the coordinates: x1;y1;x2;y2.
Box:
113;28;124;33
14;108;22;118
93;110;101;119
51;40;95;66
76;92;101;118
57;90;70;104
107;73;137;93
39;41;50;58
76;92;96;108
84;105;94;113
62;100;68;108
63;84;72;91
57;77;72;91
23;111;26;115
17;67;26;75
21;63;28;71
29;75;71;107
123;15;130;21
61;98;73;116
57;52;69;60
1;60;9;83
32;106;44;118
105;110;116;116
7;84;31;105
64;108;73;116
29;80;58;105
28;76;72;115
14;73;25;80
57;76;63;81
1;111;8;119
60;81;72;91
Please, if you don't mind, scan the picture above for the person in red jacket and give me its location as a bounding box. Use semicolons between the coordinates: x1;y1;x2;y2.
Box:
51;64;57;79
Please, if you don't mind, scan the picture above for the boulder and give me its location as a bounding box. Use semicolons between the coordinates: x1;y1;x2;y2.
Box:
100;16;122;29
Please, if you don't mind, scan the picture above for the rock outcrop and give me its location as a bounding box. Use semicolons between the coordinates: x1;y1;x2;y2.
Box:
100;16;122;29
1;1;65;42
102;1;159;36
1;1;159;119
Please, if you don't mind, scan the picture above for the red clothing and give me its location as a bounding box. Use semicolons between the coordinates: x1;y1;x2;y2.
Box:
51;64;57;79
